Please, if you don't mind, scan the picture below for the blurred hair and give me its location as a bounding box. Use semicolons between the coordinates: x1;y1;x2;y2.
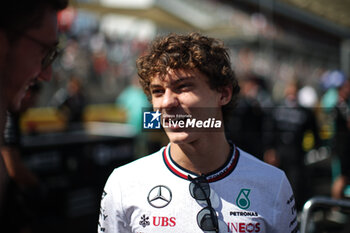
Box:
0;0;68;40
136;32;240;123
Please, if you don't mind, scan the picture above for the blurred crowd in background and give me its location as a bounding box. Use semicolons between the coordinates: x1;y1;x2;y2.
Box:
22;0;350;206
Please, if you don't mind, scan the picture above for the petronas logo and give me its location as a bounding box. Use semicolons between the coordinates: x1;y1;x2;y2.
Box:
236;189;251;209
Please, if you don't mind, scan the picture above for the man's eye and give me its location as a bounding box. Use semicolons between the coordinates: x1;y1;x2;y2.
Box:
177;83;192;91
151;89;164;95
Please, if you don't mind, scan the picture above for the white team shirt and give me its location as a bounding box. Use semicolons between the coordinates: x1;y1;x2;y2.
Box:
98;144;298;233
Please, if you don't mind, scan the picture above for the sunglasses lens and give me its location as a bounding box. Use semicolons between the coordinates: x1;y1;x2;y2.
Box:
189;176;210;200
197;207;218;232
190;182;210;200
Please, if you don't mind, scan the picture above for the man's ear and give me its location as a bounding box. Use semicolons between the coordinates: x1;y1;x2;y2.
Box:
218;85;232;106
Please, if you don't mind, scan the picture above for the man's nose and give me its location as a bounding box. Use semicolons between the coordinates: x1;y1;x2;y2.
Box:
161;89;179;109
37;65;53;82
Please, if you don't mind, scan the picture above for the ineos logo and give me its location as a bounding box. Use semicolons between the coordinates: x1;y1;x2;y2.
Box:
147;185;172;208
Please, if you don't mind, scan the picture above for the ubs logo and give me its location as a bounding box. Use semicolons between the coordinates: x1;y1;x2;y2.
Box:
147;185;172;208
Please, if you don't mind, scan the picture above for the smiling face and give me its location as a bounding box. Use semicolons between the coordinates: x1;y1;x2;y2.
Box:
150;69;231;144
1;7;58;111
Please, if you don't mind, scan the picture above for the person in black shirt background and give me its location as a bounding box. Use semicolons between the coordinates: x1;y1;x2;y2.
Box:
263;80;321;210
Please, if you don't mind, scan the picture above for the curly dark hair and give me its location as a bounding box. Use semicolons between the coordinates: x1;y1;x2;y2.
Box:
136;32;240;123
0;0;68;40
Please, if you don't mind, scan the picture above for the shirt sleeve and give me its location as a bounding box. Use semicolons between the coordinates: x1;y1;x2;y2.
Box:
272;173;299;233
98;170;131;233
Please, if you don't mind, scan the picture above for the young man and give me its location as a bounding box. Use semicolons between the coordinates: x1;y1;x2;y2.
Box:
0;0;68;229
99;33;298;233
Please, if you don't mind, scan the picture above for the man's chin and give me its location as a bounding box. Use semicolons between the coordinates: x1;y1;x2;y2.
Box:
166;131;194;144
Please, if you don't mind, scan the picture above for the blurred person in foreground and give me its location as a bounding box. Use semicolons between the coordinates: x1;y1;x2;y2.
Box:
98;32;298;233
0;0;68;230
331;79;350;200
1;83;43;233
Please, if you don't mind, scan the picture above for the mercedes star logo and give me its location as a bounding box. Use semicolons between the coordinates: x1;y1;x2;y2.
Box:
147;185;172;208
